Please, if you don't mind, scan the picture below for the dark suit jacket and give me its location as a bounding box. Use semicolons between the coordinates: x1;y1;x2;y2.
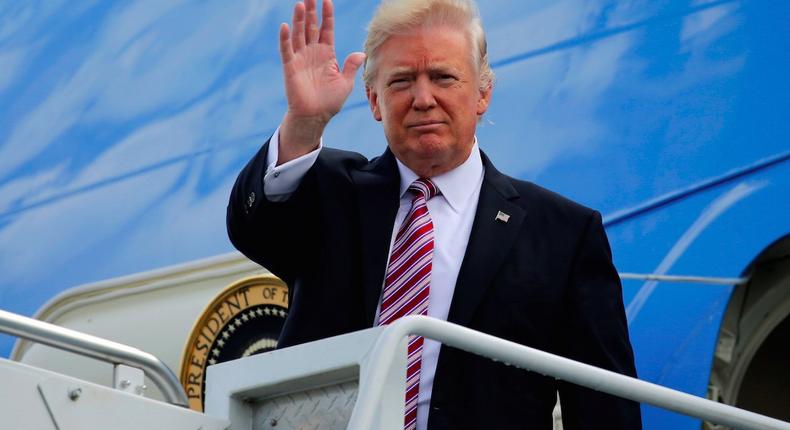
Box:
227;140;642;429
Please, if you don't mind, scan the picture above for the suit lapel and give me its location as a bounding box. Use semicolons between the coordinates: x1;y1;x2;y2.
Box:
350;149;401;327
446;152;526;327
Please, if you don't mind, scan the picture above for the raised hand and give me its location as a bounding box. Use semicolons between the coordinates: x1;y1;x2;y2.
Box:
278;0;365;164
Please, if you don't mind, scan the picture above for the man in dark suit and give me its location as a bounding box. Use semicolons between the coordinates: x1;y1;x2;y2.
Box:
227;0;641;428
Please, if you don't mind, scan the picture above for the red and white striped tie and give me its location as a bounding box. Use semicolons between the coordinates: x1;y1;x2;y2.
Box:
379;178;438;430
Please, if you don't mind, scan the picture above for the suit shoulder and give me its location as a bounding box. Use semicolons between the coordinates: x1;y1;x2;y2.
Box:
318;147;369;168
508;177;597;223
481;152;595;220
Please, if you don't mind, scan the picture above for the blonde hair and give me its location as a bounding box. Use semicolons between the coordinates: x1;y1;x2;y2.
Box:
363;0;494;91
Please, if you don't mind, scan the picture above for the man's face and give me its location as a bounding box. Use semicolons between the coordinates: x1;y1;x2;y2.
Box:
366;26;492;178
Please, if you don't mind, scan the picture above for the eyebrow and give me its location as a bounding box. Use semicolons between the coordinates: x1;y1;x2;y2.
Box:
384;64;461;78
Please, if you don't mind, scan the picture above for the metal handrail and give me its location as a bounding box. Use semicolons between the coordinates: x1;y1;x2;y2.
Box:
350;315;790;430
619;272;749;286
0;309;188;407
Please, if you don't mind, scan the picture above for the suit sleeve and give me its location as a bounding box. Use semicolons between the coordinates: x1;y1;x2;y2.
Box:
557;210;643;429
226;138;322;285
263;127;322;201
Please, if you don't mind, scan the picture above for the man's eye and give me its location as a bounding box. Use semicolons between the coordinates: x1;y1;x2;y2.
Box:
436;75;457;83
389;79;410;88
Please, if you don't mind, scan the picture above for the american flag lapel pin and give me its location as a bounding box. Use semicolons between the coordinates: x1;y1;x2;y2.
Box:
495;211;510;223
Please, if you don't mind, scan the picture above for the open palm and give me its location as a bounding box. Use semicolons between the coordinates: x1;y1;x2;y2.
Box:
280;0;365;123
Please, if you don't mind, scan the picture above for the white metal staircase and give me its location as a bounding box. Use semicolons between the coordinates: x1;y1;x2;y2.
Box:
2;310;789;430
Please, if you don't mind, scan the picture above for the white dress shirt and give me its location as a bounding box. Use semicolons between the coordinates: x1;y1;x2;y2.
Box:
264;128;484;430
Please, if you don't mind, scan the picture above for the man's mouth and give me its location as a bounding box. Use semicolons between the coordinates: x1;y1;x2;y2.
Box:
408;120;445;131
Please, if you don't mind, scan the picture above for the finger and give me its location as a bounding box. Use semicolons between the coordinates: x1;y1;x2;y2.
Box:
292;2;306;51
342;52;366;82
305;0;319;44
279;23;294;64
318;0;334;46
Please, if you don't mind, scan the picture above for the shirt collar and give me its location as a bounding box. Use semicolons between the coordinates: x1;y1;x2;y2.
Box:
394;139;484;213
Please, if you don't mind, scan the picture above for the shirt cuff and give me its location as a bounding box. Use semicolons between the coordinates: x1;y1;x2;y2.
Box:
263;126;322;201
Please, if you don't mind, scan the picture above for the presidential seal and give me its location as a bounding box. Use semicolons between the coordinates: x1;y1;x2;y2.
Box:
179;274;288;411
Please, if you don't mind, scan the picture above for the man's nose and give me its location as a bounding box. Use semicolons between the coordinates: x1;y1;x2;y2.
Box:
411;77;437;111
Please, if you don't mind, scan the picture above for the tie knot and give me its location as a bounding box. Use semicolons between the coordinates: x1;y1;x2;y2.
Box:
409;178;439;201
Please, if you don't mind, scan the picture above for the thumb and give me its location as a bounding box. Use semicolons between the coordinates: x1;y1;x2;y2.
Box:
342;52;366;82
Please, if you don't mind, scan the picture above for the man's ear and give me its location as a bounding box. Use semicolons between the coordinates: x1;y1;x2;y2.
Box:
366;86;383;121
477;84;493;116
